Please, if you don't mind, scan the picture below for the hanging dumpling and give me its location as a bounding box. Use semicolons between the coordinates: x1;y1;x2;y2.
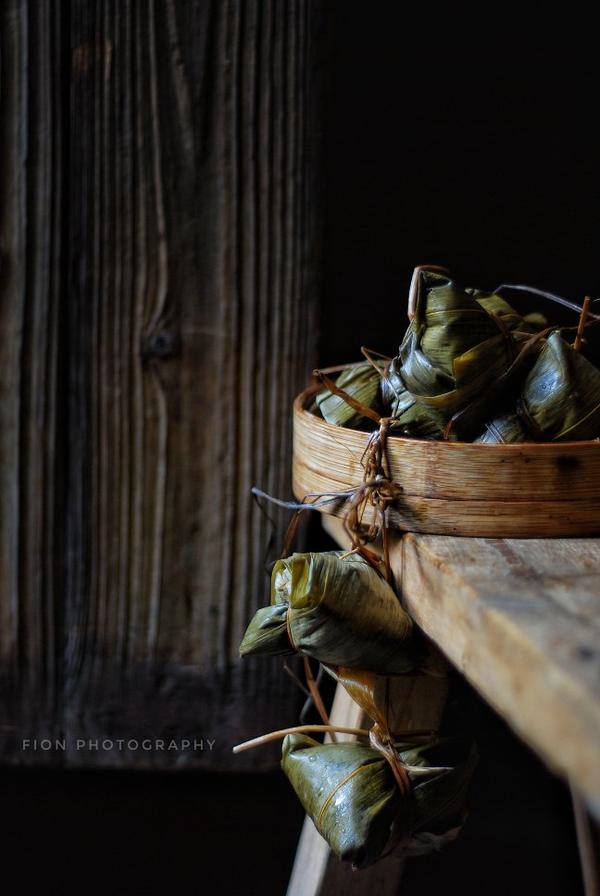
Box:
281;733;477;868
239;551;417;674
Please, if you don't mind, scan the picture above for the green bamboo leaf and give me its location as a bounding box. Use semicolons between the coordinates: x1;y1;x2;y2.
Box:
381;359;445;438
281;734;477;868
475;411;528;444
395;271;529;416
239;551;417;674
316;363;381;428
476;332;600;443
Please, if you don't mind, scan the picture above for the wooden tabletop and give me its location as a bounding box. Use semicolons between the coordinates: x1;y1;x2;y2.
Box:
287;518;600;895
323;515;600;815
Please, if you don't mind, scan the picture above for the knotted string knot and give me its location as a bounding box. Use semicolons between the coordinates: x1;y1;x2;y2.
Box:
367;475;404;511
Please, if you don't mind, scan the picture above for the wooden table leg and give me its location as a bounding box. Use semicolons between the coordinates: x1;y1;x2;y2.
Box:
572;785;600;896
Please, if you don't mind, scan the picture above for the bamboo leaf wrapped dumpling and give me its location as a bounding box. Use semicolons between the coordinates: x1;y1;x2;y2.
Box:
282;733;477;868
316;362;381;428
392;270;530;417
476;331;600;443
239;551;417;674
473;410;528;444
381;364;446;439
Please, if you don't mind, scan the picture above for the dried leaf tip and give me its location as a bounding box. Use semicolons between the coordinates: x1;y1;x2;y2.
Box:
574;296;591;351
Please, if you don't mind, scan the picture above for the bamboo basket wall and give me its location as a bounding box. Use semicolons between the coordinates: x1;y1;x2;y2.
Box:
292;381;600;538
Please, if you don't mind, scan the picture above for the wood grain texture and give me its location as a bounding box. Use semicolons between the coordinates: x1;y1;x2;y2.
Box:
0;0;64;754
324;515;600;814
402;535;600;811
0;0;323;768
293;385;600;537
294;463;600;538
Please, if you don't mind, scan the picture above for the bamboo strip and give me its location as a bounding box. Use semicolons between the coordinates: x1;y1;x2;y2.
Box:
293;385;600;538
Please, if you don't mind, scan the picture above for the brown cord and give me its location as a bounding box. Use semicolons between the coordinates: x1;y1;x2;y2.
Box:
574;297;591;351
408;264;451;320
312;369;405;585
278;508;338;738
369;725;412;797
314;369;381;424
303;657;337;742
283;604;336;736
488;310;518;363
274;366;413;749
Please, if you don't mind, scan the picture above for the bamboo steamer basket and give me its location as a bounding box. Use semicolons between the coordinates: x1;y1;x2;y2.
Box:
292;375;600;538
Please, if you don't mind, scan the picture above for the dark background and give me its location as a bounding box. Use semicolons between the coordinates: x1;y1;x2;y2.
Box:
318;6;600;366
0;679;584;895
5;4;597;894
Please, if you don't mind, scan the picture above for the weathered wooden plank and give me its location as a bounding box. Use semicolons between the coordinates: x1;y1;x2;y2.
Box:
323;516;600;813
0;0;323;768
402;534;600;810
61;0;322;769
0;0;64;756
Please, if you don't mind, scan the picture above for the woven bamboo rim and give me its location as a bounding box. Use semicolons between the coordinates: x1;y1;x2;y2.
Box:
292;372;600;538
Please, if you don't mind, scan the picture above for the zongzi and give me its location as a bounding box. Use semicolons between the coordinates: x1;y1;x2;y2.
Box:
381;365;446;438
239;551;417;674
387;270;534;417
282;733;477;868
316;362;381;428
476;331;600;443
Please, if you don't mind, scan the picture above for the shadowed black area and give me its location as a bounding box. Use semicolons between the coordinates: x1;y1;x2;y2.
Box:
0;768;305;896
0;678;584;895
319;5;600;366
401;677;585;896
